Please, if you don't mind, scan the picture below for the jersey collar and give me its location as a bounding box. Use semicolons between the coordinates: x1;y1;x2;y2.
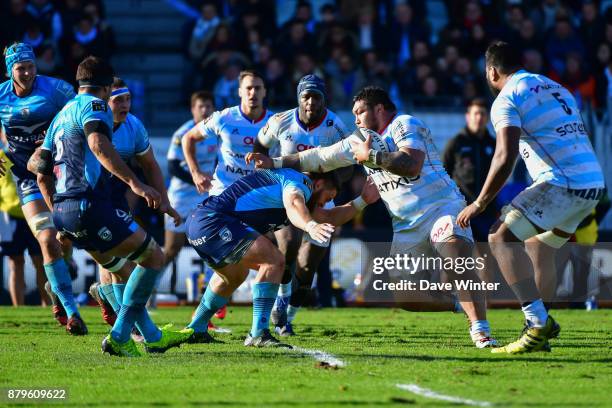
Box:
295;109;328;131
239;106;267;124
378;112;397;135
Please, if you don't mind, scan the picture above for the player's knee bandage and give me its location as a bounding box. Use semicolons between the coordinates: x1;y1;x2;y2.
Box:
27;211;55;236
100;257;127;273
535;231;569;249
499;205;538;241
127;234;155;263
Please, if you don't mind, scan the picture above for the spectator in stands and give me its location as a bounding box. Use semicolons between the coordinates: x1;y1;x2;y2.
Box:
463;0;485;31
264;56;292;107
595;43;612;110
449;57;476;96
23;19;46;53
291;52;324;85
389;2;430;68
314;3;339;47
546;17;586;77
361;50;392;89
213;62;240;109
329;53;365;107
72;13;107;58
188;2;220;62
319;22;357;63
35;41;62;77
442;98;496;241
466;23;488;62
83;1;116;58
26;0;61;41
276;20;315;66
293;1;316;33
529;0;563;33
58;0;83;41
353;6;385;54
0;0;30;51
516;19;543;53
579;1;605;61
523;49;545;74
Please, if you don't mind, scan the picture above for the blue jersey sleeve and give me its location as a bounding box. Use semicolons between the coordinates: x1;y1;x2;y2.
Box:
278;169;313;202
80;98;113;131
53;79;76;109
41;129;54;151
133;117;151;155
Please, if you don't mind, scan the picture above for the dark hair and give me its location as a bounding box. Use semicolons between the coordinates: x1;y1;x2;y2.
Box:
76;55;114;87
239;69;265;86
191;90;214;107
485;41;522;75
308;171;341;191
111;76;126;89
353;86;396;111
466;97;488;112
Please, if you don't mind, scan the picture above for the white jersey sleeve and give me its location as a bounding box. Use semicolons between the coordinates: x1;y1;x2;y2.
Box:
388;115;430;152
196;112;220;140
490;94;522;131
256;113;282;148
298;138;357;173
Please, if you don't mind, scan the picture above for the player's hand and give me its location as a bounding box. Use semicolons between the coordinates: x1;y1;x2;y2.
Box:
360;176;380;204
192;170;212;194
131;182;161;209
160;200;182;227
456;202;483;229
306;222;335;244
350;133;372;164
245;152;273;169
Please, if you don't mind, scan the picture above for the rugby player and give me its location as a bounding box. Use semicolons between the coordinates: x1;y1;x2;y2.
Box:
184;168;378;346
457;41;605;354
87;77;180;328
0;43;87;334
252;74;350;336
181;70;273;341
30;56;192;356
247;86;498;348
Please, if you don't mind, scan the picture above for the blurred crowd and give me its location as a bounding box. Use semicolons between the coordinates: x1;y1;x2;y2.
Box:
180;0;612;112
0;0;115;85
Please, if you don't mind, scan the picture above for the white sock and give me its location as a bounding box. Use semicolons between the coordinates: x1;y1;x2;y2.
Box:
287;305;299;323
521;299;548;328
469;320;490;336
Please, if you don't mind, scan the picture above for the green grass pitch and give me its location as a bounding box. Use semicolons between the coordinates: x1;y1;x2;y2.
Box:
1;306;611;407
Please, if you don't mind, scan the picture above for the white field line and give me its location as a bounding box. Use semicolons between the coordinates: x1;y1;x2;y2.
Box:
396;384;493;407
210;326;231;334
291;346;347;368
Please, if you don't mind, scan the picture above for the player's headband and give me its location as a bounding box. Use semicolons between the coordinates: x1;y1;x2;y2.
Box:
297;74;327;103
78;76;113;88
110;87;130;98
4;43;35;79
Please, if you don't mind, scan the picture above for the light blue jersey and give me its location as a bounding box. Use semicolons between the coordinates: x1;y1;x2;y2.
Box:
0;75;74;175
109;112;150;200
167;119;217;204
197;106;273;196
42;93;114;201
491;70;604;189
202;169;313;234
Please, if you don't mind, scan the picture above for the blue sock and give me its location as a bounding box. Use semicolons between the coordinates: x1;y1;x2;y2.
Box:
99;283;120;312
136;308;161;342
43;259;79;318
112;282;159;341
188;286;228;333
251;282;279;337
113;283;126;308
111;266;160;343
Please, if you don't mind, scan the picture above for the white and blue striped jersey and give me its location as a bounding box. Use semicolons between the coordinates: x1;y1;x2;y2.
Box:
491;70;604;189
257;108;348;156
197;106;273;196
167;119;217;203
299;114;465;233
